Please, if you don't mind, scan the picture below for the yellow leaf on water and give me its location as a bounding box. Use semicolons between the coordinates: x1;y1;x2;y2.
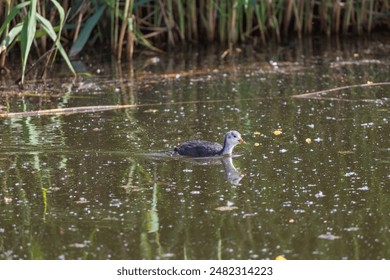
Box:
275;255;287;260
305;138;312;144
273;129;282;136
253;131;261;135
254;143;260;147
367;80;373;84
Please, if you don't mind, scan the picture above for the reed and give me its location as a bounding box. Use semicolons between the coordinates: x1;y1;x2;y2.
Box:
0;0;75;85
0;0;389;80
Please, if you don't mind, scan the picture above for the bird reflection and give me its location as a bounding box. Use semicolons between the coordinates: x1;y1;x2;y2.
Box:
172;155;244;185
222;156;244;185
139;152;244;185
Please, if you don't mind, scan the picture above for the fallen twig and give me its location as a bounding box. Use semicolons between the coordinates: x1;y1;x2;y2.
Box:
291;82;390;99
0;104;137;118
0;98;267;118
1;82;388;118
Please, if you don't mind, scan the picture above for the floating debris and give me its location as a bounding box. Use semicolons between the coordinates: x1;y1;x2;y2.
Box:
338;150;355;155
315;191;325;198
344;172;357;177
215;206;238;211
69;242;89;248
344;227;360;232
318;232;341;240
144;109;159;113
75;198;90;204
119;185;142;192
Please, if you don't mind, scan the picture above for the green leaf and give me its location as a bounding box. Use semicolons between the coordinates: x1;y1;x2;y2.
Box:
69;5;106;58
50;0;65;38
133;0;152;9
48;0;66;64
134;29;163;53
0;1;30;37
50;0;65;26
0;23;23;54
36;14;76;76
20;0;37;84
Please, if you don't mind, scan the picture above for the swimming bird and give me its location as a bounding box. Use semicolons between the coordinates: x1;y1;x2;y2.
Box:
174;131;245;157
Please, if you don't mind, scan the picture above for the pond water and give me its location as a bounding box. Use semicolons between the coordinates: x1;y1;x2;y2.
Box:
0;38;389;260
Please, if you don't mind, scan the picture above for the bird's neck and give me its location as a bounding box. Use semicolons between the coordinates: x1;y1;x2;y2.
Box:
220;137;234;155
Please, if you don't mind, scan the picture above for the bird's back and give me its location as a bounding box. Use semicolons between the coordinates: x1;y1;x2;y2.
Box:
174;140;223;157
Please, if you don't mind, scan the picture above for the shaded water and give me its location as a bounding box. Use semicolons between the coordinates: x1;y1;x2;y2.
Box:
0;38;389;259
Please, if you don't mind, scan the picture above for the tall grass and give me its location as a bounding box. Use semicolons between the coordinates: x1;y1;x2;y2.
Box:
0;0;75;85
0;0;389;83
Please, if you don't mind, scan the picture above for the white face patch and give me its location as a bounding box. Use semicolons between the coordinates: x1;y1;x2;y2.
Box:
227;131;241;144
233;132;240;138
221;131;244;155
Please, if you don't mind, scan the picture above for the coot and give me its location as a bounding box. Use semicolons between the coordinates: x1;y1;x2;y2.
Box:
174;131;245;157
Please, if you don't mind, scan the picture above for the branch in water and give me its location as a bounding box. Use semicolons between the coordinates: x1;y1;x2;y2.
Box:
1;82;388;118
291;82;390;99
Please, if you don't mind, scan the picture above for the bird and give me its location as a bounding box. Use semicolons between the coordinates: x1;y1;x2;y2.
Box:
174;131;245;157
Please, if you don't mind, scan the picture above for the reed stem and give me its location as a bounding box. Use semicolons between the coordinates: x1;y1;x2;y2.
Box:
0;0;388;68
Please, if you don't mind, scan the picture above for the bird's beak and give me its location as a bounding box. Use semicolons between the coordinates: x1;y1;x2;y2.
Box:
239;138;245;144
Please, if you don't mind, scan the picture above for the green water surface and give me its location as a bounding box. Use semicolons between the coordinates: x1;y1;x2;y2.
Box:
0;39;389;259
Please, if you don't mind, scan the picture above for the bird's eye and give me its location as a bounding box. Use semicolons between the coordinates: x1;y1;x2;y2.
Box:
233;134;237;138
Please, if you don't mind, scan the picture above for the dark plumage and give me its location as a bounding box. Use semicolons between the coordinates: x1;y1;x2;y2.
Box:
174;140;223;157
174;131;244;157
